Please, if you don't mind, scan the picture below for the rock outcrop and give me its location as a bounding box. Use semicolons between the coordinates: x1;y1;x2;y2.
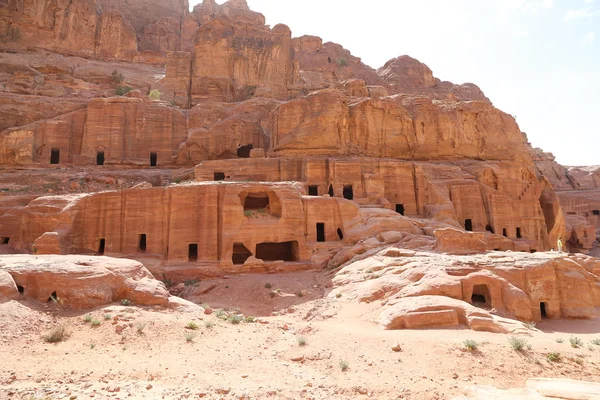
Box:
332;248;600;331
0;255;170;308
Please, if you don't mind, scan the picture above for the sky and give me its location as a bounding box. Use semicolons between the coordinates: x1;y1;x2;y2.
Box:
192;0;599;166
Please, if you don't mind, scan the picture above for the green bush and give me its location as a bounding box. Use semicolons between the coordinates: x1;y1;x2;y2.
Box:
547;352;561;362
570;336;583;348
149;89;161;101
186;322;199;330
116;85;133;96
463;339;478;351
336;58;348;67
508;336;528;351
43;325;68;343
111;70;124;84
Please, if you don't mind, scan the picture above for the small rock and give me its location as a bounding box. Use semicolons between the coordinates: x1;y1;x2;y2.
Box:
146;384;152;390
392;343;402;352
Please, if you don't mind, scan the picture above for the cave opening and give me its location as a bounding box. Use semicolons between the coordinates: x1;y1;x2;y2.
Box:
138;234;147;252
594;210;600;216
516;227;522;239
2;237;9;245
96;151;105;166
237;144;253;158
328;184;334;197
50;148;60;164
243;192;269;210
17;285;24;295
214;172;225;181
343;185;354;200
337;228;344;240
396;204;405;215
308;185;319;196
316;223;325;242
98;238;105;255
486;224;494;234
502;228;508;237
540;302;548;319
47;291;57;303
232;243;252;264
255;241;298;262
465;219;473;232
188;244;198;262
150;152;157;167
471;284;491;307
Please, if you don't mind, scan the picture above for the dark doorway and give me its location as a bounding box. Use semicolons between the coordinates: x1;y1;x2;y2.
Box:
237;144;253;158
232;243;252;264
256;241;298;262
337;228;344;240
138;234;147;252
594;210;600;216
465;219;473;232
316;223;325;242
96;151;105;166
188;244;198;262
471;284;491;307
308;186;319;196
17;285;24;295
540;302;548;319
396;204;405;215
48;291;57;303
1;237;9;245
486;224;494;234
502;228;508;237
343;185;354;200
98;238;105;255
516;227;522;239
328;184;334;197
50;148;60;164
150;152;157;167
214;172;225;181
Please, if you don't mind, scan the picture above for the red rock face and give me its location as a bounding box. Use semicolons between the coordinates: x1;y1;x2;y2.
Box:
378;56;491;102
0;0;599;327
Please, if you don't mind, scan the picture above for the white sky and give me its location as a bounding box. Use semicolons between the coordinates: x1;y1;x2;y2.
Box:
192;0;600;166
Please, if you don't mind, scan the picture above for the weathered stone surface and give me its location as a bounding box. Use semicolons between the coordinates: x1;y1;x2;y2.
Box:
268;89;527;161
457;378;600;400
0;255;169;308
333;249;600;330
378;56;491;102
0;269;19;302
177;98;280;164
190;5;295;104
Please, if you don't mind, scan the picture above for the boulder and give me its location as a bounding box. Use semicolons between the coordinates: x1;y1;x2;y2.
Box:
0;255;169;309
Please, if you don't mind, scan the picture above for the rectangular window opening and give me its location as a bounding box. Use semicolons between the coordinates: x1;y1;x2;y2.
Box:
396;204;405;215
138;234;147;253
516;227;522;239
98;238;105;255
343;185;354;200
316;223;325;242
465;219;473;232
188;244;198;262
308;186;319;196
214;172;225;181
150;152;157;167
50;148;60;164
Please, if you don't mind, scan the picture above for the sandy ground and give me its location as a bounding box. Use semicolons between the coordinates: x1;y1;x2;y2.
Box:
1;271;600;400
